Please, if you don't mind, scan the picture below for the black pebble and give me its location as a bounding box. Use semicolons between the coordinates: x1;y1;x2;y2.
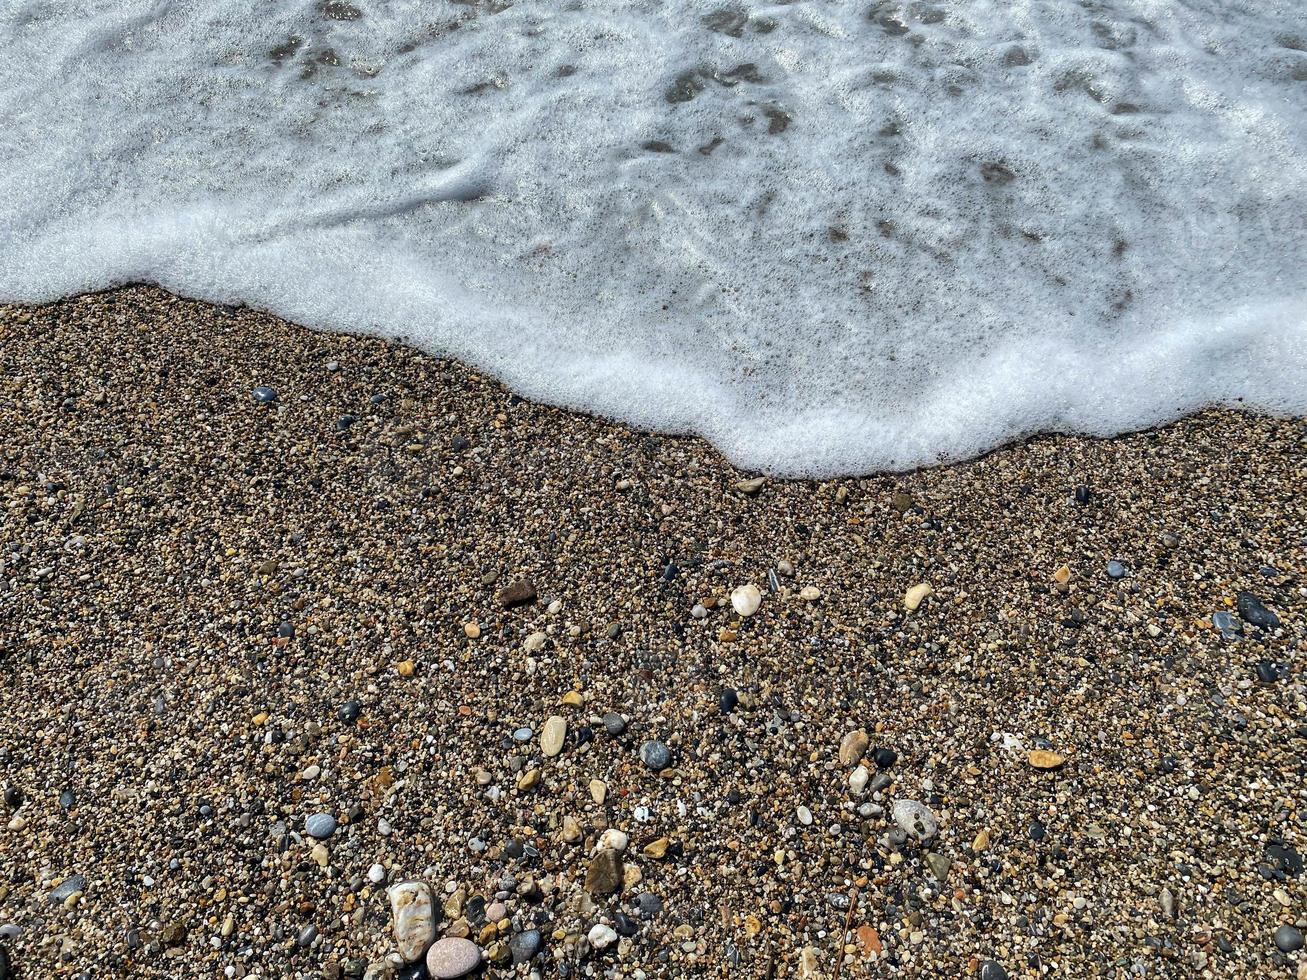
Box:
1028;820;1046;841
1254;661;1279;684
602;713;627;737
505;839;525;859
979;961;1009;980
1236;592;1279;628
873;747;898;768
661;563;678;581
59;789;76;810
336;700;361;723
719;688;739;714
3;786;21;810
277;621;295;638
1267;843;1303;876
335;415;357;431
396;962;429;980
1073;485;1090;505
614;911;639;936
451;434;470;451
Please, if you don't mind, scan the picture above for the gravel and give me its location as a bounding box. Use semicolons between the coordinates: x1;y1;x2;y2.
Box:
0;286;1302;978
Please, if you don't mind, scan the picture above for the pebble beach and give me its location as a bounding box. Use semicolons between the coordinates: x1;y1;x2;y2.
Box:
0;286;1303;979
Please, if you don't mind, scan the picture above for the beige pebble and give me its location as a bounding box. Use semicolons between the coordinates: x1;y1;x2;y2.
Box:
904;582;933;610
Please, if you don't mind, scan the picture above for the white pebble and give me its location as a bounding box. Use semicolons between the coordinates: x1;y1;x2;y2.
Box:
731;584;762;617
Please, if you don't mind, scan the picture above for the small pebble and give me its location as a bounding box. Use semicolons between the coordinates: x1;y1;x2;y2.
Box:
305;813;337;839
639;740;671;771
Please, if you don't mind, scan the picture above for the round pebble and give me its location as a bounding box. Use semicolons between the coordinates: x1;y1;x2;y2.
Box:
426;937;481;978
1274;924;1303;953
639;740;671;771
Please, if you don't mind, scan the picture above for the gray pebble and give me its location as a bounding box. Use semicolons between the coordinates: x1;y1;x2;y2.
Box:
639;740;671;771
305;812;337;839
48;874;86;903
1275;924;1303;953
509;928;542;963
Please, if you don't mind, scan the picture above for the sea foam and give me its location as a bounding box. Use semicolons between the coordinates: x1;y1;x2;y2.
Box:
1;0;1305;474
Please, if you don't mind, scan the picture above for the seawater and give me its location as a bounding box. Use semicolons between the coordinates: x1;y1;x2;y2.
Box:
1;0;1305;474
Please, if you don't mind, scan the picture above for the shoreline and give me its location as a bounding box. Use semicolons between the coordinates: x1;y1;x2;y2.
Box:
0;285;1303;978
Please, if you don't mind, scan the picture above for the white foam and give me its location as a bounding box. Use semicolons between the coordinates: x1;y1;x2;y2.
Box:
1;0;1305;475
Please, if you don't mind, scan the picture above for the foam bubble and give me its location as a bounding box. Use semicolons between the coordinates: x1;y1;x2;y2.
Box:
1;0;1304;474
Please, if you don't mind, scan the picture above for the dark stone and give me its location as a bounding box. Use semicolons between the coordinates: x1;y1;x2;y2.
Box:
510;928;542;963
59;789;76;810
1266;843;1302;876
873;747;898;768
602;713;627;736
719;687;739;714
451;434;470;451
465;895;486;924
1254;661;1280;684
634;892;663;918
1274;925;1303;953
297;924;318;947
335;415;357;432
1237;592;1279;628
496;579;537;608
3;786;20;809
1073;485;1090;505
251;386;278;403
277;621;295;638
661;563;678;581
505;839;526;859
1215;935;1233;954
0;946;9;980
613;911;638;936
979;961;1009;980
336;700;361;723
1028;820;1045;841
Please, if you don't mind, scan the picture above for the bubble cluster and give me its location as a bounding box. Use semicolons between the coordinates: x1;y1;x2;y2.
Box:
1;0;1304;473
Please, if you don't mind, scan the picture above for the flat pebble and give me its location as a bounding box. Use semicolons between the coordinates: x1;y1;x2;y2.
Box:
425;937;481;978
305;813;337;839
